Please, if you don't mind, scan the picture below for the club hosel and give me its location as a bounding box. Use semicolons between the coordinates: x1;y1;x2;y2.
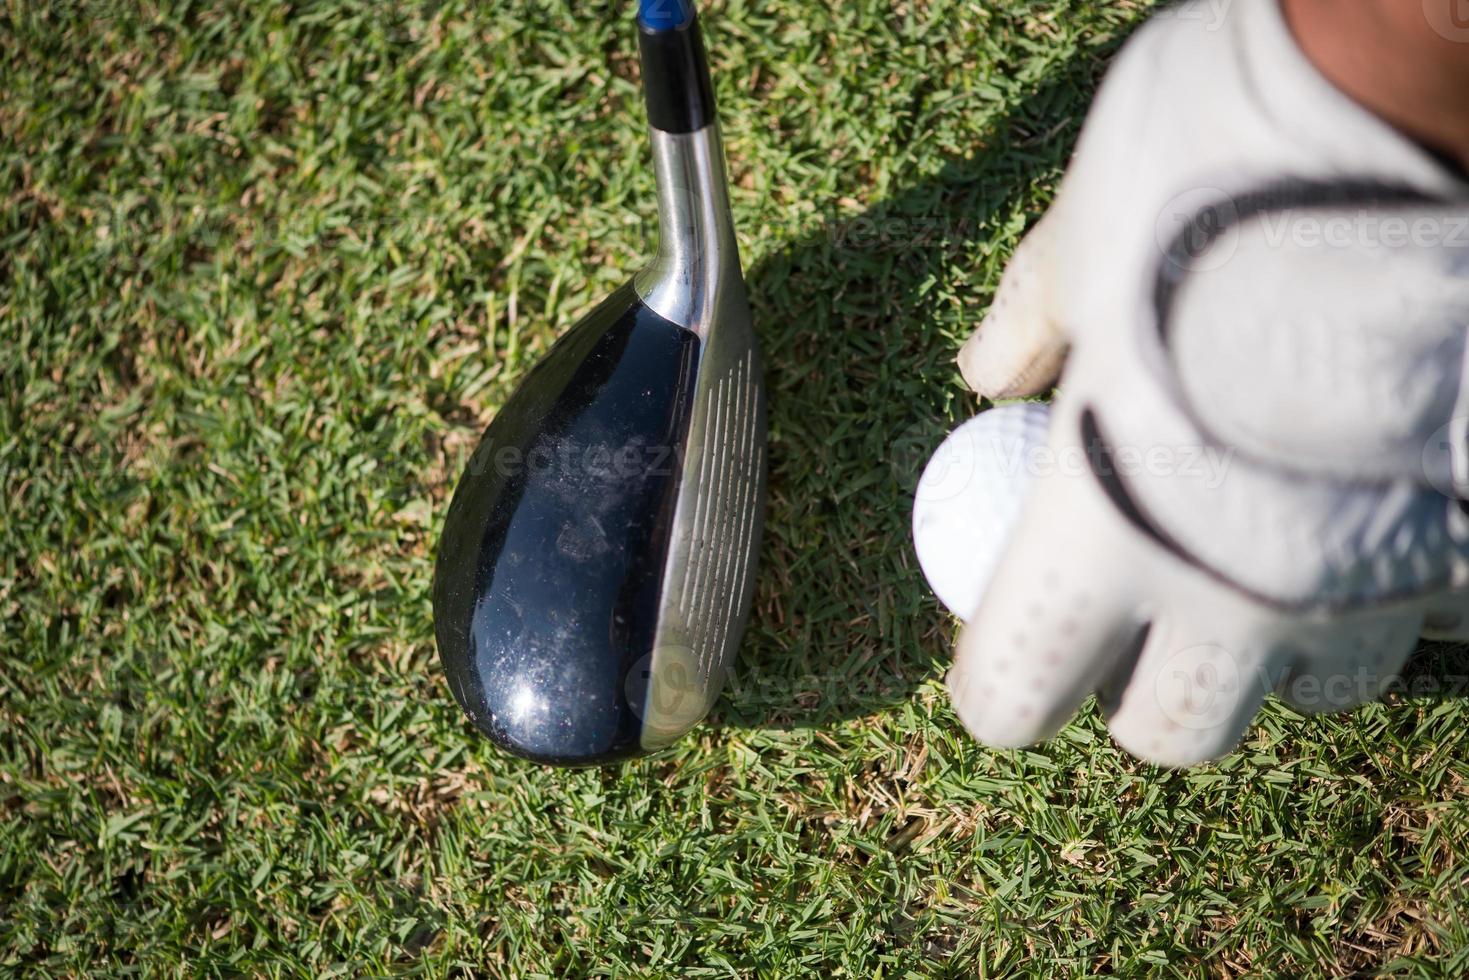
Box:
635;122;741;334
633;5;741;337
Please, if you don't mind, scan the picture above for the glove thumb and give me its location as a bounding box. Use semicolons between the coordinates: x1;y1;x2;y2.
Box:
958;211;1070;399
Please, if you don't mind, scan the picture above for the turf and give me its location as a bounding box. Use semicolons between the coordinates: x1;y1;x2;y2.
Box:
3;0;1469;974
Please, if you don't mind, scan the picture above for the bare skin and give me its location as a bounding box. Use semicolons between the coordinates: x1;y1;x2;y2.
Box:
1284;0;1469;170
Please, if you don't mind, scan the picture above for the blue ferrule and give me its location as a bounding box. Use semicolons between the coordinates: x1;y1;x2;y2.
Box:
638;0;695;32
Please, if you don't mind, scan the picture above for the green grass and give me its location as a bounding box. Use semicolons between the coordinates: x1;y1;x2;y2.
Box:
4;0;1469;974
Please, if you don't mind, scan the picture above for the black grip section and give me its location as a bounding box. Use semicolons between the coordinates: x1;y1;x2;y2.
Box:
638;15;715;134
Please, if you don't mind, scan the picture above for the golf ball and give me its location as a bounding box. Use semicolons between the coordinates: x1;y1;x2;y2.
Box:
911;402;1052;621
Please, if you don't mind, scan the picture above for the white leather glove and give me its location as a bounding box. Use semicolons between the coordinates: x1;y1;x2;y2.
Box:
927;0;1469;766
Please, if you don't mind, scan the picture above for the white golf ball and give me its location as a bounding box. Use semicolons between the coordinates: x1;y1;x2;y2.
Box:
912;402;1052;621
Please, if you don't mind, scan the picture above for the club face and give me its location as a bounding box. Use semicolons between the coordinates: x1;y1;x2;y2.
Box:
432;280;765;765
636;277;766;751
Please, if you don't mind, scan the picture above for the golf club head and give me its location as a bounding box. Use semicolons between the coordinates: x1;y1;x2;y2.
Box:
432;0;767;766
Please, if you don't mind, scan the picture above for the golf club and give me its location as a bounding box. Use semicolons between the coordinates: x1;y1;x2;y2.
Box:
432;0;767;766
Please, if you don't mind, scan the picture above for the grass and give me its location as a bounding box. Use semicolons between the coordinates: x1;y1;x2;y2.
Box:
3;0;1469;974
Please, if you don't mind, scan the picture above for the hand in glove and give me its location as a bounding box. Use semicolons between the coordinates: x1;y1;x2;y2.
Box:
923;0;1469;766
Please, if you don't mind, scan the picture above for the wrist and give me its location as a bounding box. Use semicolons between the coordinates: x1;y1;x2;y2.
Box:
1282;0;1469;171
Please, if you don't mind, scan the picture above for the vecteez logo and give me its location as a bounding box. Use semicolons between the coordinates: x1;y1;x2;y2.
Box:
1421;418;1469;499
1154;187;1241;274
464;437;683;481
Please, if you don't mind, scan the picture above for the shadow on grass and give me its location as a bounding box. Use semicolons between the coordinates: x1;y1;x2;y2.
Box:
712;48;1118;734
1395;642;1469;703
713;46;1469;737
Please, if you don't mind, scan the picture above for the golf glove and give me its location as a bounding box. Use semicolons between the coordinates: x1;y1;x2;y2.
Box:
938;0;1469;766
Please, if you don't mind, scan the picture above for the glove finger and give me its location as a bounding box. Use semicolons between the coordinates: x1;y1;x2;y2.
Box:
1104;601;1281;767
1274;612;1421;714
948;451;1145;748
957;213;1070;400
